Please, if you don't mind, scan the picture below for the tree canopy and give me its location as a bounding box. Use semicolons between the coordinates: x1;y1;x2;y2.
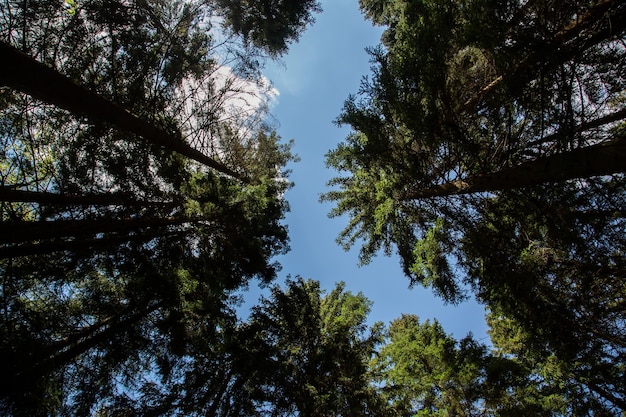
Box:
2;0;626;415
0;0;315;414
324;0;626;413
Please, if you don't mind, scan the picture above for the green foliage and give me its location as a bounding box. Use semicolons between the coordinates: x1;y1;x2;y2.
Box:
325;0;626;288
409;218;460;302
463;185;626;415
3;0;626;415
372;315;483;416
216;0;322;56
372;314;572;416
325;0;626;413
236;277;385;416
63;0;77;15
0;0;305;414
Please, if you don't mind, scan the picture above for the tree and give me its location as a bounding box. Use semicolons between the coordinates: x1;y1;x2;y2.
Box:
486;307;624;416
0;186;176;206
0;0;314;414
372;314;487;416
215;0;322;56
233;277;386;416
462;184;626;415
325;0;626;269
0;166;293;415
399;134;626;199
324;0;626;412
372;314;569;416
0;41;245;181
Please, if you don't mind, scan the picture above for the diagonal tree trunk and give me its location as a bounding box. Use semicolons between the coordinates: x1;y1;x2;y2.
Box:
0;186;175;207
27;301;166;380
0;230;186;259
400;135;626;200
0;215;200;244
0;41;247;182
4;301;166;400
50;302;164;368
520;107;626;152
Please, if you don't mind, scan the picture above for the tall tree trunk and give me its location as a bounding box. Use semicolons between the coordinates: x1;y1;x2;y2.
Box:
0;215;200;244
4;301;166;401
0;230;186;259
205;369;236;417
400;136;626;200
584;379;626;411
0;41;247;182
0;186;174;207
520;107;626;152
28;301;166;379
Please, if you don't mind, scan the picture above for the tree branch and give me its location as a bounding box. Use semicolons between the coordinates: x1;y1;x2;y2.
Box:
0;186;175;206
0;41;248;182
463;0;626;110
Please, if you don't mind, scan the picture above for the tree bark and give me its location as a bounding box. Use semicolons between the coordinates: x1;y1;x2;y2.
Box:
0;41;247;182
0;230;185;259
585;380;626;411
5;301;166;396
0;186;174;206
34;301;166;377
521;107;626;152
205;369;236;417
400;136;626;200
0;215;199;244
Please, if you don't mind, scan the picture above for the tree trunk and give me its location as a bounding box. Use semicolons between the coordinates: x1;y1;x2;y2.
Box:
0;41;247;182
0;186;174;207
400;136;626;200
205;369;235;417
5;301;166;398
0;230;185;259
38;301;165;377
0;215;199;244
520;107;626;152
584;379;626;411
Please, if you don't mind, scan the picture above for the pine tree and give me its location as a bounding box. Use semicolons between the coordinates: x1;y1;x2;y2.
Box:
0;0;317;414
234;277;385;416
324;0;626;412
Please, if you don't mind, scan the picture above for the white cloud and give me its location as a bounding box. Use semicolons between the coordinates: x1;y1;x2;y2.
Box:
171;64;279;159
210;65;279;119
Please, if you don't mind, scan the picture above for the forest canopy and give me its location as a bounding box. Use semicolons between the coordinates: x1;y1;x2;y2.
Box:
1;0;625;415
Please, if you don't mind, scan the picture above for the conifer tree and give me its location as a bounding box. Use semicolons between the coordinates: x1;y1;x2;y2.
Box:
0;0;317;414
324;1;626;412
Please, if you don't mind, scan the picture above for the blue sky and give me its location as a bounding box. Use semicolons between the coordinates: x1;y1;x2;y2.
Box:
241;0;489;343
